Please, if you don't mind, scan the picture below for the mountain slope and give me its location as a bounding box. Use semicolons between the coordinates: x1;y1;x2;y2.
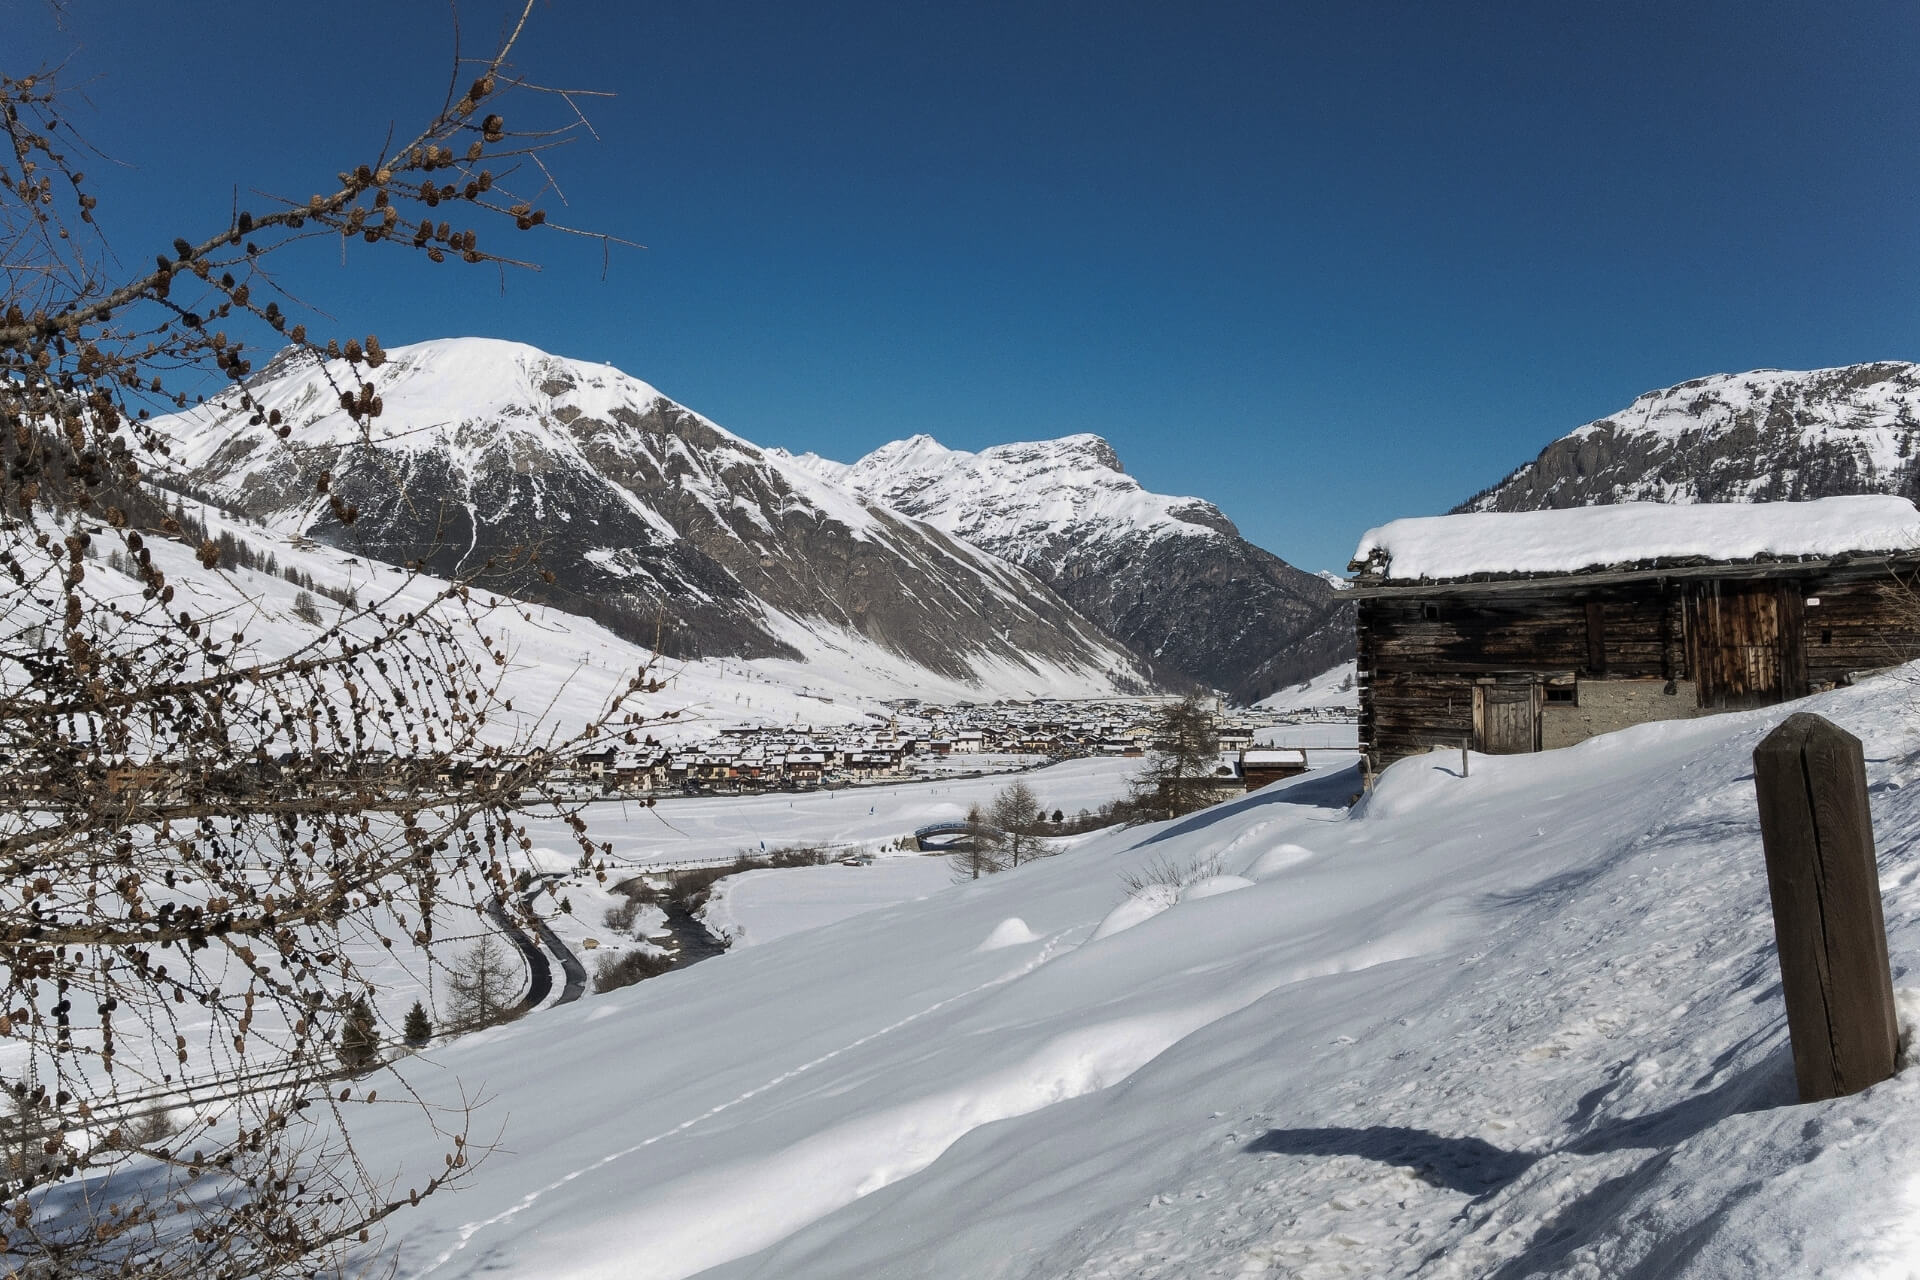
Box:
1460;361;1920;513
153;339;1154;695
787;434;1352;703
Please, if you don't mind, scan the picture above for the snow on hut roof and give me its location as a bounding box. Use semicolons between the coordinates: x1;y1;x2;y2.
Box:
1350;495;1920;583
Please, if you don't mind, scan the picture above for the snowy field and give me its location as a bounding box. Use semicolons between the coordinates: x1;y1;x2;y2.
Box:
520;755;1142;872
520;756;1144;960
1253;721;1359;751
284;668;1920;1279
701;859;961;948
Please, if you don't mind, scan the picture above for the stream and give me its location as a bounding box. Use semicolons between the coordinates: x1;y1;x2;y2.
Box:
660;901;729;968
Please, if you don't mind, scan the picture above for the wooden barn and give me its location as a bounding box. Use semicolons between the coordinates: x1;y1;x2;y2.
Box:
1346;496;1920;774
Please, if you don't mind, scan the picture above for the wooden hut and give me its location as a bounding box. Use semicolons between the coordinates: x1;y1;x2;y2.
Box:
1240;747;1310;789
1346;496;1920;774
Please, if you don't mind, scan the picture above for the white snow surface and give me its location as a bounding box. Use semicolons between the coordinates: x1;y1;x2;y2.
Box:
273;669;1920;1280
1354;494;1920;582
702;859;959;949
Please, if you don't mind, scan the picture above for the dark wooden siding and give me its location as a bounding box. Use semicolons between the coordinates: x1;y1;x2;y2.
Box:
1803;576;1917;688
1358;565;1920;774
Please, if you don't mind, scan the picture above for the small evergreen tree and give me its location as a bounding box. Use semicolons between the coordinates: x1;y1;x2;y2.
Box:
337;996;379;1072
403;1001;433;1048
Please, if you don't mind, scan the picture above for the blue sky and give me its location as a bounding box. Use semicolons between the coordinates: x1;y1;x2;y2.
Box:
18;1;1920;572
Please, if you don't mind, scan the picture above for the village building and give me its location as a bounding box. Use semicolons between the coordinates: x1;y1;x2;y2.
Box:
1347;495;1920;773
1215;725;1255;751
1239;747;1310;789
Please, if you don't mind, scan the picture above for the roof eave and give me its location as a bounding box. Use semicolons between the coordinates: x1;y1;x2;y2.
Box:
1344;549;1920;599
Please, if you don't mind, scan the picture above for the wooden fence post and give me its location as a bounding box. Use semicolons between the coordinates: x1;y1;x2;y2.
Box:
1751;712;1899;1103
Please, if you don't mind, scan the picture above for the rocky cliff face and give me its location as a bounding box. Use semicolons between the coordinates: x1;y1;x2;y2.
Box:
155;339;1155;693
1459;362;1920;513
789;433;1352;703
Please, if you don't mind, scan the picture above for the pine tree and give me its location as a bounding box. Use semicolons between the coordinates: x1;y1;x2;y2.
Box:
948;803;1008;881
403;1001;433;1048
336;996;379;1072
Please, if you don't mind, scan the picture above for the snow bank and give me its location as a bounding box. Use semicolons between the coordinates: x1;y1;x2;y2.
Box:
976;917;1041;950
1353;494;1920;581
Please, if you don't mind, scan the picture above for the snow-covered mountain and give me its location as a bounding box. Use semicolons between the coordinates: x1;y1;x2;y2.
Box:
785;433;1352;703
153;339;1154;696
1460;361;1920;512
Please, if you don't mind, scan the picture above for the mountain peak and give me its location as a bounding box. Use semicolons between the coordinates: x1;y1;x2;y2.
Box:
152;337;1156;697
1461;360;1920;513
835;429;1350;701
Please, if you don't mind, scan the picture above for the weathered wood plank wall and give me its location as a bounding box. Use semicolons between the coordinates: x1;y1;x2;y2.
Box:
1358;565;1920;773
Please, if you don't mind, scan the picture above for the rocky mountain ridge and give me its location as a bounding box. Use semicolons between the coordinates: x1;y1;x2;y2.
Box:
1459;361;1920;513
787;432;1353;703
153;338;1154;696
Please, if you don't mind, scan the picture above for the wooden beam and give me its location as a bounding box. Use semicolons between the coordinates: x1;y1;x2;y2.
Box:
1751;713;1899;1102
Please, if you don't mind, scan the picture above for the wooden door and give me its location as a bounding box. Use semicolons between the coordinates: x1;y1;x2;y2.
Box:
1475;682;1540;754
1687;583;1794;708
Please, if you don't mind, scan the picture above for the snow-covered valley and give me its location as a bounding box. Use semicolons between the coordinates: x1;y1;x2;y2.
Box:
300;670;1920;1279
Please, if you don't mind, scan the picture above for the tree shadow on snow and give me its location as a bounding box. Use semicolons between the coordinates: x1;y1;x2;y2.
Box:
1244;1046;1797;1219
1132;764;1363;850
1243;1126;1536;1197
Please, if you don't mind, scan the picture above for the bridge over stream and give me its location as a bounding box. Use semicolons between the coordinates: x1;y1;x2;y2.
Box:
913;820;1003;852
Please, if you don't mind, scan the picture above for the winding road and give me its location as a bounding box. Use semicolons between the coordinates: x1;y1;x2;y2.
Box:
486;881;589;1015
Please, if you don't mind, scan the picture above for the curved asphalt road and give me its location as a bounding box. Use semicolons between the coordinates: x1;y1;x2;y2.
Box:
484;880;587;1014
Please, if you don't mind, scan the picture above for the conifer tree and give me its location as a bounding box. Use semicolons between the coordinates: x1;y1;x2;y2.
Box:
404;1001;434;1048
337;995;380;1072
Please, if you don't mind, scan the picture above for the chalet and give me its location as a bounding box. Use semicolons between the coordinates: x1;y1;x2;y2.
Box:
784;751;827;784
1347;496;1920;774
1216;725;1256;751
578;746;618;781
1240;747;1309;789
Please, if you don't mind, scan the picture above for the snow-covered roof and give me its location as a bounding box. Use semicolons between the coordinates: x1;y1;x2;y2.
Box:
1242;748;1309;766
1350;496;1920;583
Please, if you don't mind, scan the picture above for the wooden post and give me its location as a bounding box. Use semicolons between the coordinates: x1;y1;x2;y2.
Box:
1751;712;1899;1102
1461;740;1469;778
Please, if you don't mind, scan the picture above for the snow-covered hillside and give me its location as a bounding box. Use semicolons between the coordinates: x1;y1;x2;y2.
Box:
786;433;1352;703
57;492;1146;751
152;339;1155;695
1462;361;1920;513
294;671;1920;1279
1256;659;1358;716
